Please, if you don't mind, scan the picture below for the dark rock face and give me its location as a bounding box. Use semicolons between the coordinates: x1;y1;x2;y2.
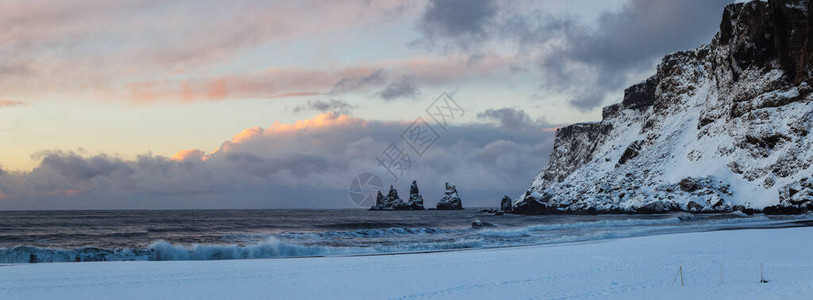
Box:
516;1;813;215
533;122;613;185
500;196;513;212
407;180;425;210
718;0;813;86
602;103;623;120
621;75;658;109
617;140;644;165
679;178;702;192
436;182;463;210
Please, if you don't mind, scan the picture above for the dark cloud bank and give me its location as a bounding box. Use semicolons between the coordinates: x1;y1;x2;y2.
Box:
0;110;555;209
292;99;358;115
417;0;732;110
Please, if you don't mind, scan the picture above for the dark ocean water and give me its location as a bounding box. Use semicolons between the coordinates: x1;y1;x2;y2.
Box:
0;209;807;263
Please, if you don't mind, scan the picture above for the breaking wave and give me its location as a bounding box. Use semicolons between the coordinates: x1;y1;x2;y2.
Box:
0;213;785;264
0;236;484;264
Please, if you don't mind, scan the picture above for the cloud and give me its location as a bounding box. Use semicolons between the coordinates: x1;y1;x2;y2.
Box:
417;0;732;111
377;76;420;100
330;69;386;95
549;0;731;110
0;112;556;209
0;100;28;108
292;99;358;115
123;55;514;103
125;66;377;103
0;0;423;103
419;0;498;48
170;149;207;162
476;107;551;131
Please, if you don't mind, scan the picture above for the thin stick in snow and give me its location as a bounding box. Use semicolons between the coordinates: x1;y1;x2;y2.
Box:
760;263;768;283
672;267;679;285
671;265;685;286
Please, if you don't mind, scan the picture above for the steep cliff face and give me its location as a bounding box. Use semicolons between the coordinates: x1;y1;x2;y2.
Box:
516;0;813;214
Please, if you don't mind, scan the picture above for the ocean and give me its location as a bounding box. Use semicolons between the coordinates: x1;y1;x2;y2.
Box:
0;209;807;264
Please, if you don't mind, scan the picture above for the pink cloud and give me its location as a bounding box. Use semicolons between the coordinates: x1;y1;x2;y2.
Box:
0;100;27;107
124;55;517;103
126;66;380;103
0;0;424;104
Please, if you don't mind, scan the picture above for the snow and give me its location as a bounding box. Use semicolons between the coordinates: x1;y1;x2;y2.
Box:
2;227;812;299
521;18;813;212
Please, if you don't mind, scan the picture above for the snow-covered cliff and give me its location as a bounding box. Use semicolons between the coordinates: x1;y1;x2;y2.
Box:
516;0;813;214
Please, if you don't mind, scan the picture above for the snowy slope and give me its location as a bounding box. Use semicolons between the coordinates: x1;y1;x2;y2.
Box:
517;0;813;214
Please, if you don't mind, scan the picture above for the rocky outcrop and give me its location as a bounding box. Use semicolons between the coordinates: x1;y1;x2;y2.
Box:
622;75;658;110
764;177;813;214
500;196;513;212
370;185;409;210
516;0;813;214
369;182;426;210
407;180;425;210
471;219;495;228
436;182;463;210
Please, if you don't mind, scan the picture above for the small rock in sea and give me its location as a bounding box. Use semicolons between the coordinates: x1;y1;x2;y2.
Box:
471;219;495;228
500;195;513;212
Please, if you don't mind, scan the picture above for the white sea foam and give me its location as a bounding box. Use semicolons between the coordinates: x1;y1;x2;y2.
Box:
0;214;799;264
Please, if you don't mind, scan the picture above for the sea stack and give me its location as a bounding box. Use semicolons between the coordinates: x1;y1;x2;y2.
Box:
436;182;463;210
407;180;425;210
370;185;408;210
370;183;426;210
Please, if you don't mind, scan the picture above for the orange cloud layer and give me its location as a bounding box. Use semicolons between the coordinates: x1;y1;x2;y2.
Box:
224;112;365;145
0;99;27;107
170;149;207;161
173;112;367;158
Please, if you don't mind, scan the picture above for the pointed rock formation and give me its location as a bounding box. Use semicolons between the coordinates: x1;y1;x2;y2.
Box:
436;182;463;210
407;180;425;210
370;183;424;210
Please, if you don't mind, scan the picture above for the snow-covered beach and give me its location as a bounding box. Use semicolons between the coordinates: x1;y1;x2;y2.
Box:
2;226;811;300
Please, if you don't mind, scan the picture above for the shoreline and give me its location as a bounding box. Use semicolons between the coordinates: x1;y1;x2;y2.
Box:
2;213;812;265
2;226;812;299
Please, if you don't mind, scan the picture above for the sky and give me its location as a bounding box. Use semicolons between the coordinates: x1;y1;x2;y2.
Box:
0;0;734;209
